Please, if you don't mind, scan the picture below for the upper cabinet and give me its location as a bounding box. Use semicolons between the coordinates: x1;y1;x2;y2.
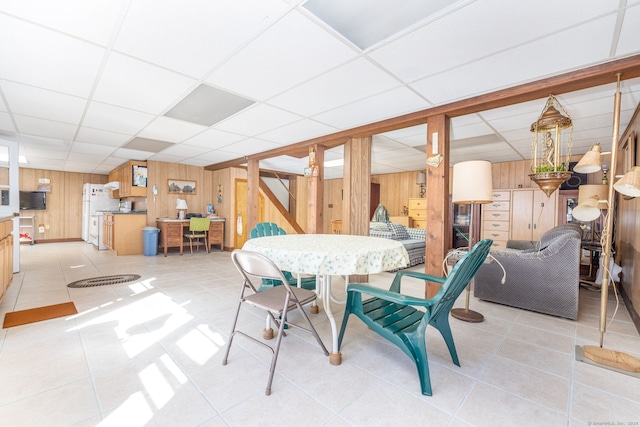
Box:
109;160;147;198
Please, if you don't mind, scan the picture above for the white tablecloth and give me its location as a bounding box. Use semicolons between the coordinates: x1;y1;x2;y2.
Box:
242;234;409;275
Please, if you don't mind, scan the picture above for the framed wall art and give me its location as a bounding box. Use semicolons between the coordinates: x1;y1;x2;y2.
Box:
168;179;196;195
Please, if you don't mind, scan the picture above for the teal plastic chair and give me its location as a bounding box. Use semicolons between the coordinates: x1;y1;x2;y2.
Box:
249;222;316;291
337;239;493;396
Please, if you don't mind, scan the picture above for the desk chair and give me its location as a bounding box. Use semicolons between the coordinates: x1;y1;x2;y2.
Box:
338;239;492;396
184;217;210;254
223;250;328;395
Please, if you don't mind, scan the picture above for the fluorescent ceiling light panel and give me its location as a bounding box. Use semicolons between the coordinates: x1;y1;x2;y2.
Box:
123;137;174;153
303;0;458;49
164;83;255;126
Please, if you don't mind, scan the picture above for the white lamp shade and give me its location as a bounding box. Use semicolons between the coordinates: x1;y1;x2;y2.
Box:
613;166;640;197
572;196;602;221
176;198;188;210
452;160;493;204
416;172;426;185
577;184;608;210
574;144;603;173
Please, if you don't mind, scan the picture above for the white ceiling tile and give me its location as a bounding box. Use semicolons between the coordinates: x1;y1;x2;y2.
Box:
75;127;129;147
221;138;282;156
0;0;127;46
411;14;616;105
66;151;109;163
259;119;338;145
157;143;210;158
370;0;616;82
23;157;66;170
616;3;640;56
114;0;288;77
0;113;16;134
93;53;197;114
82;102;154;135
138;116;207;143
192;149;242;163
1;81;86;125
70;141;116;156
179;157;216;168
112;147;154;160
14;116;77;140
216;104;302;136
63;160;102;172
269;58;401;116
206;10;357;100
450;122;495;140
313;87;429;129
182;129;245;149
378;124;427;140
0;15;105;97
148;153;189;163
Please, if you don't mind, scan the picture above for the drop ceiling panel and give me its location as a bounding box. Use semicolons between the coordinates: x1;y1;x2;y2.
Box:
70;142;116;156
112;147;154;160
93;53;197;114
157;143;210;158
258;119;338;145
268;58;401;116
14;116;77;140
138;117;207;143
23;158;66;170
2;82;86;125
191;149;242;163
220;138;282;156
0;0;127;46
216;104;302;136
313;87;429;129
206;10;358;100
617;3;640;56
114;0;288;78
0;15;105;97
449;122;495;140
82;102;154;135
369;0;615;82
0;113;16;133
75;127;130;147
182;129;245;149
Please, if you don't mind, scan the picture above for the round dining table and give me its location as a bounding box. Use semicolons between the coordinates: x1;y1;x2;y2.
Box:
242;233;410;365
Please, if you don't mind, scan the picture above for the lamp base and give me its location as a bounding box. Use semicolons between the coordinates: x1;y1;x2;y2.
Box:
451;308;484;323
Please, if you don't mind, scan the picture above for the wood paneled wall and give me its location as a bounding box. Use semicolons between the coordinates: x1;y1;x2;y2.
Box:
19;169;107;240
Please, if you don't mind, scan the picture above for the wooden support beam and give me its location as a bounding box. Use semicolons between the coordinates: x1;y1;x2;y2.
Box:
307;145;324;234
247;159;259;235
425;115;450;298
343;137;372;282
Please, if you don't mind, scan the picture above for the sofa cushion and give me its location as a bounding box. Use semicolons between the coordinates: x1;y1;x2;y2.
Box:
388;223;409;240
370;221;390;232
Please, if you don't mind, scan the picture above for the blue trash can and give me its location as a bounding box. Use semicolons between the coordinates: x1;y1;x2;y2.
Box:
142;226;160;256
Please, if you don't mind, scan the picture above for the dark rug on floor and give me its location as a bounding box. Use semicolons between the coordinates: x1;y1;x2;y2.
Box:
3;302;78;328
67;274;141;288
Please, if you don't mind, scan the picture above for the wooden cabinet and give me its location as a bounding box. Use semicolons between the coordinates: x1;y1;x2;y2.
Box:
408;198;426;229
157;219;225;256
511;189;557;241
109;160;147;198
208;221;224;252
481;191;511;250
481;189;557;247
104;213;146;255
0;218;14;303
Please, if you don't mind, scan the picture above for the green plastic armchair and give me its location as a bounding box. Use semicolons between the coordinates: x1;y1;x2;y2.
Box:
337;239;493;396
249;222;316;291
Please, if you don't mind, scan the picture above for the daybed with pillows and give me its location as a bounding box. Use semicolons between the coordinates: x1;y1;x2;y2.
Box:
369;222;427;267
474;224;582;320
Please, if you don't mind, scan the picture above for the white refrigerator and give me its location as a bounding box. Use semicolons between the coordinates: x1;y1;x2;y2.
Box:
82;184;119;243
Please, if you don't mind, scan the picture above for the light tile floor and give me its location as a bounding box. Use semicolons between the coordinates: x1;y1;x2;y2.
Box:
1;242;639;426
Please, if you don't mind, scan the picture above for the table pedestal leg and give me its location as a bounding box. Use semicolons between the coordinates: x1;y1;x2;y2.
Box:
319;275;342;365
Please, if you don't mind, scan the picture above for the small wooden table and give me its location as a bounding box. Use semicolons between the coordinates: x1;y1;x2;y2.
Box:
156;218;225;256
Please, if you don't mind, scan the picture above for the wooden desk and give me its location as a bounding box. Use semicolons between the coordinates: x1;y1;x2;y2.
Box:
156;218;225;256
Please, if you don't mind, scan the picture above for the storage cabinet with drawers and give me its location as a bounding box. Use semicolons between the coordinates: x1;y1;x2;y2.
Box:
408;198;426;229
481;191;511;249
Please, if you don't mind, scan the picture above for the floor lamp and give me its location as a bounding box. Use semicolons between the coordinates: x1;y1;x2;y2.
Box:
573;75;640;373
450;160;493;322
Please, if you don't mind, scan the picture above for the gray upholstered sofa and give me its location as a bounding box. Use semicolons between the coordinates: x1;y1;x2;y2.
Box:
369;222;426;267
474;224;582;320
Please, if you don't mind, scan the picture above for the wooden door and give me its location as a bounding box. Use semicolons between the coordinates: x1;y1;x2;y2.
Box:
511;190;533;240
532;189;557;240
234;179;264;250
370;183;380;220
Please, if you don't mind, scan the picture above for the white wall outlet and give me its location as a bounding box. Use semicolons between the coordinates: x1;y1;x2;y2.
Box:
38;226;45;233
